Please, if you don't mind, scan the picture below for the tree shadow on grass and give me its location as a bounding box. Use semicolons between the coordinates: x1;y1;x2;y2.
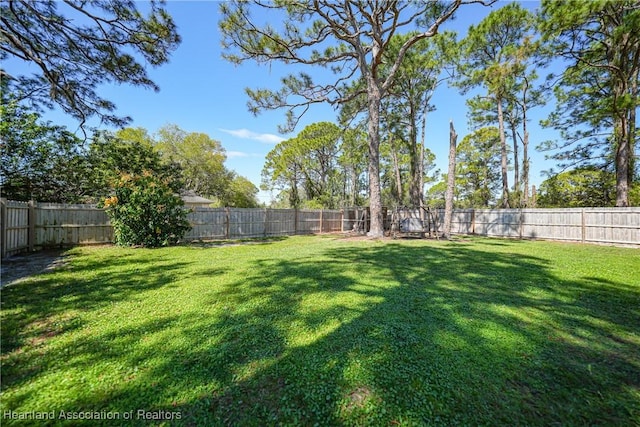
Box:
1;240;639;426
182;242;640;425
0;250;204;358
184;235;290;249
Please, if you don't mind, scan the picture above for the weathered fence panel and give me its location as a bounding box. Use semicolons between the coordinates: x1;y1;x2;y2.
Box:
35;203;113;246
394;209;423;233
1;200;30;257
229;208;266;238
583;208;640;245
474;209;521;238
321;210;343;233
342;209;354;232
266;209;296;236
182;207;341;241
185;208;227;241
297;209;321;234
433;207;639;246
436;209;475;235
521;208;582;242
391;209;431;234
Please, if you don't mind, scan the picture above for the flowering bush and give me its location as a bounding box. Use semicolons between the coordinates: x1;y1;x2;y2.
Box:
101;172;191;247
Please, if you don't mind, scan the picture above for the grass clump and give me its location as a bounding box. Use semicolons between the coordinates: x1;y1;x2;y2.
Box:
1;236;639;425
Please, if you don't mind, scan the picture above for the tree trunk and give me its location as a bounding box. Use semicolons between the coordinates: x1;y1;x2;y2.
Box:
522;124;530;207
521;79;530;207
497;98;510;208
350;166;358;206
419;140;425;201
629;77;637;190
615;115;630;207
522;133;530;207
367;86;384;237
341;165;348;206
443;120;457;239
511;119;519;198
419;104;428;222
290;171;300;208
408;103;422;208
629;73;640;185
390;137;403;206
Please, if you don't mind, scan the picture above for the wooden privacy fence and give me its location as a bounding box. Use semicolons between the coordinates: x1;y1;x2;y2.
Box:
186;207;342;240
434;207;640;246
1;200;639;257
0;200;113;258
0;200;343;258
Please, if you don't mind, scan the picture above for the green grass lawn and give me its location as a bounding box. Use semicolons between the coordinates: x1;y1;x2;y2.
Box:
1;235;639;426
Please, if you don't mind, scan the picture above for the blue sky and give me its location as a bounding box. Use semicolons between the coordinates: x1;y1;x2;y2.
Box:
6;0;564;204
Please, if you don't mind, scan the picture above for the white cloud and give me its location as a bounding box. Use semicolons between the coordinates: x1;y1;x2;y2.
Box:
219;128;285;144
226;151;265;159
226;151;250;158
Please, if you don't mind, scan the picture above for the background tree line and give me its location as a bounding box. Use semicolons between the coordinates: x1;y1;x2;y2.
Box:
257;1;639;210
1;0;638;222
1;84;259;207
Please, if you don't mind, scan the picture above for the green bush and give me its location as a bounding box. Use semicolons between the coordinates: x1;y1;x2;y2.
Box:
102;172;191;247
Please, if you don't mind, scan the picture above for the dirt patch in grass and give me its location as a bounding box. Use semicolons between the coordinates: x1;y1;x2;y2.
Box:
1;249;71;288
345;386;374;409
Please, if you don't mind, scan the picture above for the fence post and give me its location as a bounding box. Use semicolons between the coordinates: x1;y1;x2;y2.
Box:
294;208;299;235
581;208;586;244
28;200;36;252
319;209;324;233
0;198;6;258
264;208;268;237
471;209;476;235
225;207;230;240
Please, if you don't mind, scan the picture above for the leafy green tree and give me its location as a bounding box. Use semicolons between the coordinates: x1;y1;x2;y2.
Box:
340;32;449;209
101;172;190;247
466;62;546;208
425;179;447;209
537;168;616;208
262;122;344;208
296;122;343;208
222;175;260;208
0;85;91;202
510;45;547;207
262;139;304;208
383;32;457;208
380;125;408;207
457;2;537;208
219;0;493;237
443;121;458;238
338;127;368;207
155;125;234;201
88;128;182;199
456;127;502;208
1;82;186;203
378;119;439;209
0;0;180;127
98;125;259;208
378;117;439;209
538;0;639;207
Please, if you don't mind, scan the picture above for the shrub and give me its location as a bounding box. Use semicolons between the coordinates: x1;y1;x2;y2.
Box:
101;172;191;247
